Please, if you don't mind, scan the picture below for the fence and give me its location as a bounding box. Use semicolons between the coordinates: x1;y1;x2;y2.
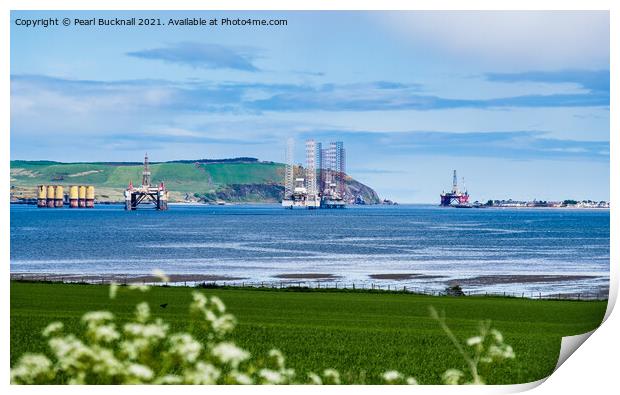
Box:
10;273;608;301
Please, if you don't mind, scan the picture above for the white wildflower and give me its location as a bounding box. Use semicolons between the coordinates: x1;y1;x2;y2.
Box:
442;369;464;385
486;344;515;362
109;282;119;299
212;314;236;336
382;370;403;383
259;368;284;384
490;329;503;343
91;324;120;343
231;371;253;385
127;363;154;382
67;371;86;385
154;374;183;384
210;296;226;313
168;333;202;363
503;345;515;359
406;377;418;385
128;284;150;292
135;302;150;323
48;335;93;372
184;362;220;384
90;346;124;376
204;309;217;323
323;368;341;384
42;322;63;337
119;338;149;360
212;342;250;368
82;311;114;325
466;336;483;346
152;269;170;283
281;368;296;381
191;291;207;310
268;349;285;369
308;372;322;385
123;320;168;340
10;354;54;384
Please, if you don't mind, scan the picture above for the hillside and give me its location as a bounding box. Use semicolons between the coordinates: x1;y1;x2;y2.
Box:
10;159;381;204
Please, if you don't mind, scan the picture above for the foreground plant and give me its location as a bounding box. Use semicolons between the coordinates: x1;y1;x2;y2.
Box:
429;306;515;384
11;280;514;384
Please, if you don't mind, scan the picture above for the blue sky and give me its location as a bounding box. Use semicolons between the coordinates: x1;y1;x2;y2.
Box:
10;11;609;202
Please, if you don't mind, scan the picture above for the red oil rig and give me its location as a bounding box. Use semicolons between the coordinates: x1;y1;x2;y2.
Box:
124;153;168;210
440;170;470;207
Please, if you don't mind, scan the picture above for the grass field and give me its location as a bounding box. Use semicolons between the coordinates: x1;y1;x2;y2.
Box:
10;160;284;197
10;282;607;384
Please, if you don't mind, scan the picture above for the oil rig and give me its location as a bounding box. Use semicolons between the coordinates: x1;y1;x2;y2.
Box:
124;153;168;211
440;170;470;207
282;138;346;209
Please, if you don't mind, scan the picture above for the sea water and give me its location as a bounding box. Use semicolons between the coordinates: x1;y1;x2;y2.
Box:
10;204;609;296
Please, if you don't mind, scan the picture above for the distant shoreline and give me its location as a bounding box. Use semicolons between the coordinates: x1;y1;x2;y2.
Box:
9;200;610;209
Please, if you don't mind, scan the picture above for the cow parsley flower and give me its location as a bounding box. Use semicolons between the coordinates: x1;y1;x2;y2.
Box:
42;322;64;338
322;368;341;384
259;368;284;384
184;362;221;384
91;323;120;343
308;372;322;385
127;363;154;382
82;311;114;325
109;282;119;299
212;342;250;368
466;336;482;346
210;296;226;313
442;369;464;385
135;302;150;323
128;284;150;292
168;333;202;363
10;354;54;384
382;370;403;383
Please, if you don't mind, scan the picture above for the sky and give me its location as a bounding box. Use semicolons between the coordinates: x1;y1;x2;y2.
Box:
10;11;610;203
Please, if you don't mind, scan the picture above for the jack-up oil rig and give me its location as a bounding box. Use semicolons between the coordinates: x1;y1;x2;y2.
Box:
124;154;168;210
440;170;471;207
282;138;346;209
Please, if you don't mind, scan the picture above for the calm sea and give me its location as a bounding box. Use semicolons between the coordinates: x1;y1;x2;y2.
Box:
10;204;609;296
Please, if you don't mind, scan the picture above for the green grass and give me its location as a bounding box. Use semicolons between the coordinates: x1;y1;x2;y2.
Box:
10;160;284;193
10;282;606;384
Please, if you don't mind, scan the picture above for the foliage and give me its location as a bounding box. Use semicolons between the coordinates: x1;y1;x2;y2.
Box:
12;282;515;385
445;284;465;296
429;307;515;384
11;289;357;384
11;282;606;384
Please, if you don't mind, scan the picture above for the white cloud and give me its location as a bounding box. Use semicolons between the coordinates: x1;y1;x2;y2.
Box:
378;11;609;71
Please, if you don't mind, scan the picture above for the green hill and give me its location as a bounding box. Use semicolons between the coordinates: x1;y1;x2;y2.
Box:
10;159;381;204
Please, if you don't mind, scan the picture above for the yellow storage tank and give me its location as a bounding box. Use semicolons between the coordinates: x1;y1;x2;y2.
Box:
86;186;95;208
46;185;55;208
69;185;79;208
78;185;86;208
54;185;64;207
37;185;47;208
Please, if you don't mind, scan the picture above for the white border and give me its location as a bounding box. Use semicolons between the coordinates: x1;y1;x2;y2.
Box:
2;1;616;394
